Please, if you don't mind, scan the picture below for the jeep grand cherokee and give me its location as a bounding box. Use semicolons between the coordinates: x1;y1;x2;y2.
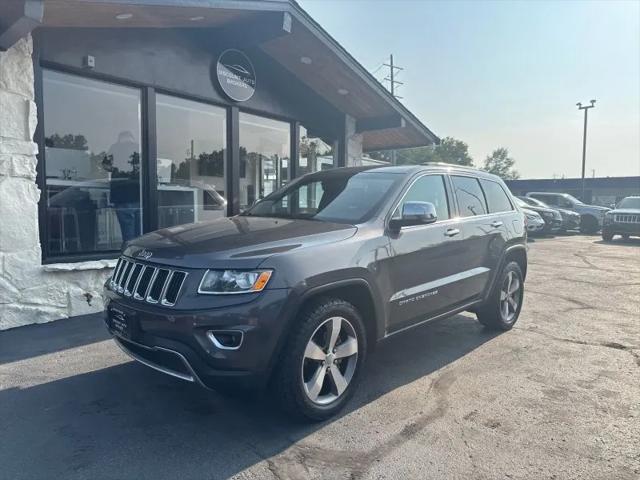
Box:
104;164;527;421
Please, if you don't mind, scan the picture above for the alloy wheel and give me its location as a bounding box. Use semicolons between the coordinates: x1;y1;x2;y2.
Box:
499;271;521;323
301;316;358;405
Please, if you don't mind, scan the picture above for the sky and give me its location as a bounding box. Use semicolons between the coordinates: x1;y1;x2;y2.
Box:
298;0;640;179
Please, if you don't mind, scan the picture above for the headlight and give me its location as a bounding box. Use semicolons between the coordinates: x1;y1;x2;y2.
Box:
198;269;272;294
525;213;538;221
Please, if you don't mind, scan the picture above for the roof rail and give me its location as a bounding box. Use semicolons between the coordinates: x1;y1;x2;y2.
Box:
421;162;481;172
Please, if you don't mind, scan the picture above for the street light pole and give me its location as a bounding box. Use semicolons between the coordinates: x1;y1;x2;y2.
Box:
576;99;596;202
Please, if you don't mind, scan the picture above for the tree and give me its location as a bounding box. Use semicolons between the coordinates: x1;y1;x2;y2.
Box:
369;137;474;166
483;147;519;180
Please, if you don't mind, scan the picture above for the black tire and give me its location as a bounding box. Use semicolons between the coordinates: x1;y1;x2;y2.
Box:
271;298;367;422
580;215;599;234
476;261;524;331
602;230;614;241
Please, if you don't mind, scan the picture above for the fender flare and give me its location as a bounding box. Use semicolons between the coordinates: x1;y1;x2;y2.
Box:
482;243;528;302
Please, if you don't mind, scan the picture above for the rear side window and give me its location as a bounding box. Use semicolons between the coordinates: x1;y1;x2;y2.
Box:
480;179;513;213
451;176;487;217
394;174;450;221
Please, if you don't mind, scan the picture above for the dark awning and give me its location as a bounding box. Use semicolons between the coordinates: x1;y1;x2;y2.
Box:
3;0;439;150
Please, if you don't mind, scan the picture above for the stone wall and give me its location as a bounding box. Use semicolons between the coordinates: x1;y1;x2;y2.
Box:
0;36;113;330
345;114;364;166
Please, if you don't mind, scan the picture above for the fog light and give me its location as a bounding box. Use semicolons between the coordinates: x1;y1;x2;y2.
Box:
207;330;243;350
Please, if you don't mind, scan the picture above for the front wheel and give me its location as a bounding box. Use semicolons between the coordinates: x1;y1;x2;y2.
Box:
602;230;614;241
476;261;524;330
271;298;366;422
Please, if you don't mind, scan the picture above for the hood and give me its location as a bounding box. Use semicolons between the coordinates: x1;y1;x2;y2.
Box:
523;205;556;215
556;208;580;217
580;204;610;212
123;216;357;269
522;208;541;218
610;208;640;215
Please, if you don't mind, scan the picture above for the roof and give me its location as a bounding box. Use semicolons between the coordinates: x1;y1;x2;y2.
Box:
1;0;439;151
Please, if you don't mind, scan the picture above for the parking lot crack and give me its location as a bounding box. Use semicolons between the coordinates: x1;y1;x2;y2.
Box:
516;327;640;367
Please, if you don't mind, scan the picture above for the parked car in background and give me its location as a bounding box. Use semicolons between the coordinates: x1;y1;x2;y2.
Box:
104;165;528;421
526;192;609;233
522;208;545;234
517;196;580;232
602;196;640;241
514;197;562;233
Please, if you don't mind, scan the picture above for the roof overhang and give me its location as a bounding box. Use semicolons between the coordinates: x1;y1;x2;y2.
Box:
1;0;439;150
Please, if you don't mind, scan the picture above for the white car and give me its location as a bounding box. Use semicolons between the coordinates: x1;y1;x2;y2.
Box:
523;208;545;233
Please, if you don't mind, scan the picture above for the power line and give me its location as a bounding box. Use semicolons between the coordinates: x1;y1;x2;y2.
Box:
382;54;404;99
382;54;404;164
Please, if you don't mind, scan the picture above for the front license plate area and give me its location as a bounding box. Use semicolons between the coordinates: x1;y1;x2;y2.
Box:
108;306;138;340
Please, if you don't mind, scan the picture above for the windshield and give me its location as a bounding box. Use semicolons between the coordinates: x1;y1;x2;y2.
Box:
243;170;402;224
563;194;583;205
618;197;640;209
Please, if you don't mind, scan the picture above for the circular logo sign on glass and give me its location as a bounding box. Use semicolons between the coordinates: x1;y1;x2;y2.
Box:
216;49;256;102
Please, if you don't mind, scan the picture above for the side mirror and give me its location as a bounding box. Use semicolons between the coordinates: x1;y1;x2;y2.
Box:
389;201;437;232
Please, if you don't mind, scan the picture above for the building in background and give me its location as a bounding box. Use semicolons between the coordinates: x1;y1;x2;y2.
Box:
506;177;640;207
0;0;438;329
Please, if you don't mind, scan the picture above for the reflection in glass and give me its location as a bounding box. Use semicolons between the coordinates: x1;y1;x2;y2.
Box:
239;113;290;211
43;70;142;256
298;126;336;176
156;95;227;228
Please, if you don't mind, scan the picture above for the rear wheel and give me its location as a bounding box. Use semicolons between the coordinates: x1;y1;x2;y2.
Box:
580;215;599;234
602;230;614;241
271;298;366;421
476;261;524;330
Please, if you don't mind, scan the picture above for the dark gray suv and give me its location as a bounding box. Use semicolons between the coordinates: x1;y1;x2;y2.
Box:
104;164;527;420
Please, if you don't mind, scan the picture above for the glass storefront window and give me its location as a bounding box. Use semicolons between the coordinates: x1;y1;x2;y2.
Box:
42;70;142;256
239;113;290;211
156;94;227;228
298;126;336;176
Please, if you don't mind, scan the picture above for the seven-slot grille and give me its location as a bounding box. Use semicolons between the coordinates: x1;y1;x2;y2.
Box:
110;257;187;306
614;214;639;224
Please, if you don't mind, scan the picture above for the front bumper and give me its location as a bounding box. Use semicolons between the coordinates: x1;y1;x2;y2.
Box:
104;287;293;389
603;222;640;236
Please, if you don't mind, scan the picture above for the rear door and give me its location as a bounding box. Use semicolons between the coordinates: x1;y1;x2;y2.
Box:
449;175;495;299
385;174;465;331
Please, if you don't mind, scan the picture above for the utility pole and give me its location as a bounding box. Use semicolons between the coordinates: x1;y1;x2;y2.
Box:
576;99;596;202
383;54;403;164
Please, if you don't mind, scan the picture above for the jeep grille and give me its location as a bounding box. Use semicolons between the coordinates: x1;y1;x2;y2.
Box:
109;257;187;306
614;214;639;224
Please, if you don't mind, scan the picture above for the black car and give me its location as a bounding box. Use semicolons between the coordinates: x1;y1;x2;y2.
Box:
602;196;640;241
104;165;527;420
515;196;563;233
517;196;580;232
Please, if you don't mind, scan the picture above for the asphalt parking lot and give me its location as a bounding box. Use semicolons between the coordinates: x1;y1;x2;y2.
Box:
1;235;638;480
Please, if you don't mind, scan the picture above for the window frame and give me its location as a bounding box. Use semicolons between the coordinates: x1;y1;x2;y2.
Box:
385;172;456;230
479;178;515;214
450;174;490;218
34;61;302;264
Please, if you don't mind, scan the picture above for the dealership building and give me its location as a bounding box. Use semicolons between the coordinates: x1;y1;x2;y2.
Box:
0;0;437;329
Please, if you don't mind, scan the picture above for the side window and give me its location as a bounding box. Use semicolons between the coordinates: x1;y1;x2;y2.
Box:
451;176;487;217
480;179;513;213
540;195;557;206
393;175;450;221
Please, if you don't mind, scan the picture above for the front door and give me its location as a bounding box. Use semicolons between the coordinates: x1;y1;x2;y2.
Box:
385;174;465;331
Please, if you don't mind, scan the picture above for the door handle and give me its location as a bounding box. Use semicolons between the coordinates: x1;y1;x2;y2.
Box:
445;228;460;237
491;221;503;228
